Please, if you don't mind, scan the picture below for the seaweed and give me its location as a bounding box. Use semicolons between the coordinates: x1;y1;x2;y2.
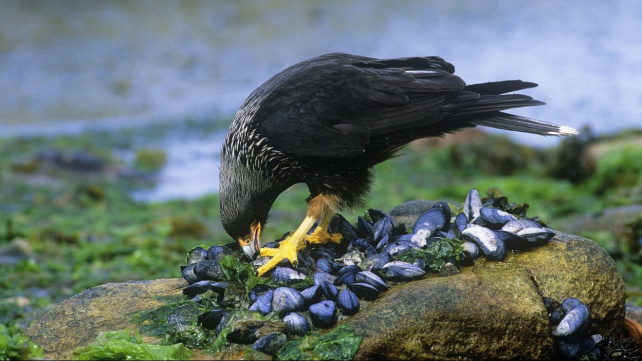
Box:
72;328;192;360
276;324;362;361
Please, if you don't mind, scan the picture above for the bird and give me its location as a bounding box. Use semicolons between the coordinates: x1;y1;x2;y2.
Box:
219;52;577;277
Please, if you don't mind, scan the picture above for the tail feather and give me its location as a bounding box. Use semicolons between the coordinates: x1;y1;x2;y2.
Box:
473;113;579;136
445;94;545;117
463;80;537;95
444;80;578;136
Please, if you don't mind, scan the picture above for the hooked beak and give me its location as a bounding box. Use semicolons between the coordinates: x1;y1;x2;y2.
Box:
240;222;261;259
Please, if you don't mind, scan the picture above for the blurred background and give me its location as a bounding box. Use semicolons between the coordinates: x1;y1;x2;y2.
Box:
2;0;642;199
2;0;642;351
2;0;642;135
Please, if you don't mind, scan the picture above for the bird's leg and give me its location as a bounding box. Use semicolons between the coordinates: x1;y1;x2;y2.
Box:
257;194;341;276
305;210;343;245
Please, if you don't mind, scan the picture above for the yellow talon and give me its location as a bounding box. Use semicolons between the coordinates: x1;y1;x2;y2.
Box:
306;228;342;245
255;194;342;277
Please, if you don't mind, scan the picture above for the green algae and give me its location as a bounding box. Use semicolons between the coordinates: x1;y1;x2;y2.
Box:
72;328;192;360
276;324;362;361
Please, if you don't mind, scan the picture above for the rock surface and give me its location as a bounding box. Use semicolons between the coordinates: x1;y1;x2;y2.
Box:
346;233;625;360
26;234;625;360
26;278;187;360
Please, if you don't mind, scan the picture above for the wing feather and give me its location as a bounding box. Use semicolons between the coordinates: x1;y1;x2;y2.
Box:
256;54;463;158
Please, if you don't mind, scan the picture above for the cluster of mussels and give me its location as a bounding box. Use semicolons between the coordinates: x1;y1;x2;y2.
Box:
178;188;560;355
544;297;602;359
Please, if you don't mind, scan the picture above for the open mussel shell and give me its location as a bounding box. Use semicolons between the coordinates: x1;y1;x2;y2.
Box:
357;216;373;239
329;214;360;242
380;261;426;281
372;216;395;246
461;226;506;261
361;252;391;272
375;234;390;251
273;267;308;285
197;308;227;330
383;240;418;257
479;207;517;229
194;259;226;281
283;312;311;336
349;238;377;257
216;311;235;334
249;289;273;315
413;205;450;238
463;189;482;222
272;287;305;315
553;304;590;337
368;209;391;224
347;282;381;301
517;227;555;245
182;280;227;298
181;264;199;284
501;219;541;233
227;321;263;344
252;332;288;356
454;212;468;233
186;246;207;265
461;241;480;259
562;298;584;313
206;245;231;261
494;230;532;251
355;271;389;292
309;300;337;328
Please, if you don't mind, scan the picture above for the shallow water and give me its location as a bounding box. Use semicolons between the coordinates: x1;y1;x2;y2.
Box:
2;0;641;200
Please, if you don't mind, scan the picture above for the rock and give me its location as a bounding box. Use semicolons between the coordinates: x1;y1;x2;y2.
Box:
0;238;34;265
344;232;625;360
389;200;437;230
25;278;187;360
26;233;625;360
570;204;642;254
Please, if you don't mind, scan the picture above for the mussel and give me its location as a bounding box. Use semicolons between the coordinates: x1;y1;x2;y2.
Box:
336;288;360;315
249;289;273;315
283;312;311;336
309;300;337;328
461;226;506;261
380;261;426;281
271;287;305;315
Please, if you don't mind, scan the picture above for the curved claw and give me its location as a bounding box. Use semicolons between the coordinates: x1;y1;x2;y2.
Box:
255;194;342;277
257;236;302;276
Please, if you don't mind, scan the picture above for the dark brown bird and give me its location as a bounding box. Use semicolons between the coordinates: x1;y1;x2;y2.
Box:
219;53;577;276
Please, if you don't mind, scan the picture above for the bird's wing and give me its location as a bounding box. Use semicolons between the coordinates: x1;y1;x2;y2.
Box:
255;54;466;158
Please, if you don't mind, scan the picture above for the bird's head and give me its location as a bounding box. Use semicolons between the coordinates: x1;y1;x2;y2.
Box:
219;152;279;260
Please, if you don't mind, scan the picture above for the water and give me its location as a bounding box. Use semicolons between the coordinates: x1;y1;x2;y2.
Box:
129;132;226;202
2;0;641;200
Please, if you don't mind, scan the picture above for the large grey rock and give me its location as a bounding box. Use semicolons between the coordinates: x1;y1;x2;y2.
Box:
345;233;626;360
25;278;187;360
